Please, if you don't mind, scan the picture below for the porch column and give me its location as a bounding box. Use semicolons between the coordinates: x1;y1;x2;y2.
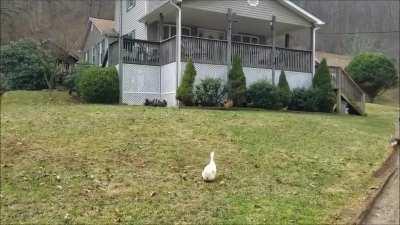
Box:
311;25;317;76
271;15;276;86
118;0;123;103
336;67;343;114
175;3;182;104
226;8;233;72
159;13;164;41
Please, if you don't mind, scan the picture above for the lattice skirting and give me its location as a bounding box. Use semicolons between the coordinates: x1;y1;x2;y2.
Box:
122;92;161;105
122;62;313;106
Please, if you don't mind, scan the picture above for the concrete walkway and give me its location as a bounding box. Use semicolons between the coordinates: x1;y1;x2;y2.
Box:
363;167;399;224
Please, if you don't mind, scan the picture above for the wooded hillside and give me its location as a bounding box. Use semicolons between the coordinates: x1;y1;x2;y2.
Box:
294;0;399;64
0;0;114;54
1;0;398;64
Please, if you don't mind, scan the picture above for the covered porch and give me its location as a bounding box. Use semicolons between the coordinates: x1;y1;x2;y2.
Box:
114;1;319;73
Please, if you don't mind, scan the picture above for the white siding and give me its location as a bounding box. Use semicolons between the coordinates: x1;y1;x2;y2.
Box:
183;0;311;27
243;68;312;89
114;0;120;33
180;62;311;90
161;62;177;106
180;63;228;85
115;0;147;38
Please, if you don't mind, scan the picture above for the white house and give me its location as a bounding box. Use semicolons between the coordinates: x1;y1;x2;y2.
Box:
81;1;365;115
108;0;326;106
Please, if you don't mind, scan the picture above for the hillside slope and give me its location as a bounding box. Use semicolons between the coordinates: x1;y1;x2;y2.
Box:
1;0;398;63
0;0;114;54
293;0;399;63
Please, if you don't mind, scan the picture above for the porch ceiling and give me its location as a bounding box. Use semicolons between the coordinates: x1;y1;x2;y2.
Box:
141;6;309;37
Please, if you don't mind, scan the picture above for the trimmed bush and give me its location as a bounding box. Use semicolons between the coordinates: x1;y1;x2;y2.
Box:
176;59;196;106
278;70;290;93
77;66;119;103
194;78;226;107
306;88;336;113
278;70;290;108
227;55;247;106
0;39;54;90
288;88;309;111
288;88;335;113
313;58;333;90
64;63;91;95
304;88;335;113
346;52;397;101
247;80;285;110
309;59;336;112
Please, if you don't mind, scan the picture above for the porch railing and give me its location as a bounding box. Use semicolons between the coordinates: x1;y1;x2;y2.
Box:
122;39;160;65
275;47;312;73
182;36;227;65
112;36;313;73
160;37;176;65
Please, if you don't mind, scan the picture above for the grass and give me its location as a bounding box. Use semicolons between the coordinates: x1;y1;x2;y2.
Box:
375;87;398;107
1;91;397;225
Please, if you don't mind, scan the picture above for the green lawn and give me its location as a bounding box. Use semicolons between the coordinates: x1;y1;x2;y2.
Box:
375;87;398;107
1;91;396;224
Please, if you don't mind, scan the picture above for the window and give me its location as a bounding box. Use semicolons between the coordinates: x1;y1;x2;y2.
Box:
285;34;290;48
162;24;191;40
182;27;191;36
232;34;259;44
197;28;225;40
127;0;135;11
232;35;241;42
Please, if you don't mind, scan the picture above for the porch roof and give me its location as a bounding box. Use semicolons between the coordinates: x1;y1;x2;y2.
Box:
140;0;324;26
278;0;324;26
141;4;309;37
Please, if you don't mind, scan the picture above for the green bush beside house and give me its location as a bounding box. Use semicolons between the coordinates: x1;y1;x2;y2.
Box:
227;56;247;106
247;80;285;110
77;66;119;104
176;59;197;106
278;70;290;108
288;59;335;113
194;78;225;107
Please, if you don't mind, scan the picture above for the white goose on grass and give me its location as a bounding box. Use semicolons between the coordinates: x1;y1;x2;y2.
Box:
202;152;217;182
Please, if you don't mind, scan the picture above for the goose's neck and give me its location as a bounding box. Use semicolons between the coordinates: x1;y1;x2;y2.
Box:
210;152;214;161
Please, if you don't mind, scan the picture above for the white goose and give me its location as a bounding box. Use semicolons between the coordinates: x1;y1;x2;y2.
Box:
202;152;217;181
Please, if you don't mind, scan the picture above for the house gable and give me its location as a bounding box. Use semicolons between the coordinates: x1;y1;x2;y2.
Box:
83;23;104;52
